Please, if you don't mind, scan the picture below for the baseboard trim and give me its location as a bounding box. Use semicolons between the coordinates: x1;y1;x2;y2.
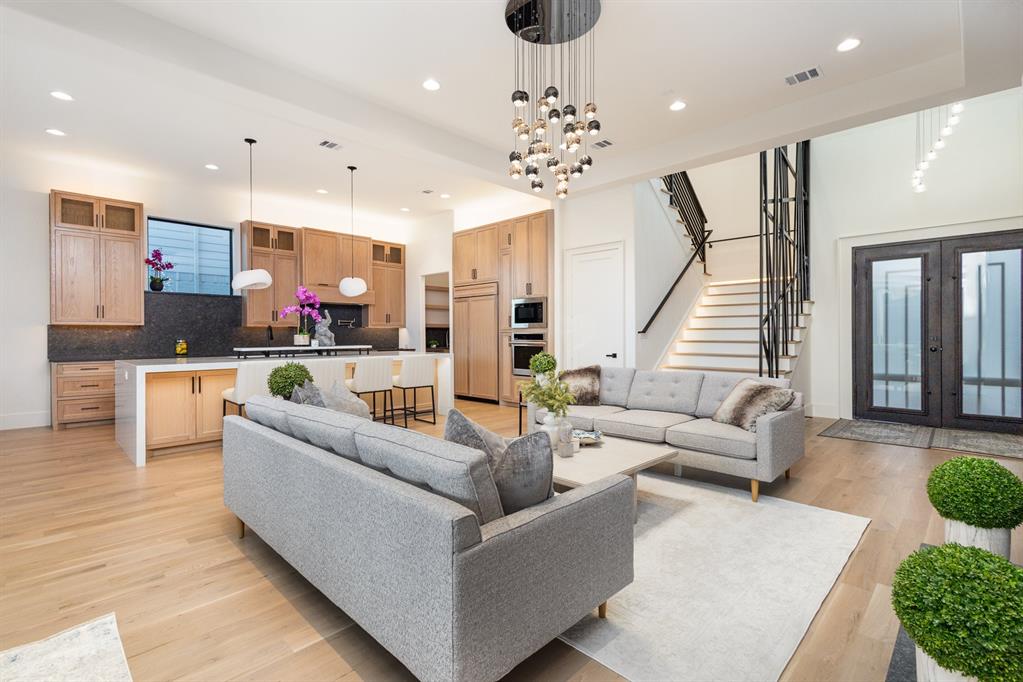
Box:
806;403;839;419
1;410;51;431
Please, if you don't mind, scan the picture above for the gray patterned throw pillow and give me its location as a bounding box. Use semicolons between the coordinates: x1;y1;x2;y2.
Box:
712;378;795;432
444;408;554;514
289;380;326;407
320;380;372;420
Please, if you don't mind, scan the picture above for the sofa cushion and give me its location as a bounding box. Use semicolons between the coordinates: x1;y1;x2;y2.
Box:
595;409;695;443
286;402;364;460
535;404;627;431
560;365;601;406
599;367;636;407
625;370;703;414
665;418;757;460
444;409;553;515
354;420;505;524
696;372;791;418
713;378;796;432
245;395;301;437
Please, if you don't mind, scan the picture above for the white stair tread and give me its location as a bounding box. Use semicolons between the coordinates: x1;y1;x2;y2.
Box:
662;364;791;376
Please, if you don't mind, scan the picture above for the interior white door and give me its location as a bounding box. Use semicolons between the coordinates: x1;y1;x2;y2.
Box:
565;242;625;368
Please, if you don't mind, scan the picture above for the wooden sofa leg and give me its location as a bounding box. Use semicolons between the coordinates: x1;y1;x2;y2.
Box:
236;516;245;539
785;468;791;479
598;602;608;619
750;479;760;503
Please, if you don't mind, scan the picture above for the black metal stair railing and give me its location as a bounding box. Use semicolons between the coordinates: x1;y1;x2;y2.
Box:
759;141;811;378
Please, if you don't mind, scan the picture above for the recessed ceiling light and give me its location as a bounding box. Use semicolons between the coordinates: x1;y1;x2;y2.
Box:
50;91;74;101
440;193;451;199
45;128;66;136
836;37;861;53
315;188;328;194
669;99;687;112
205;163;219;170
400;207;411;212
422;78;441;91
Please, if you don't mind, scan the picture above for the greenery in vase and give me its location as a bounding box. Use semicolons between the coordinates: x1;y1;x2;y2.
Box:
521;370;575;418
891;543;1023;681
927;456;1023;529
529;351;557;375
267;362;313;398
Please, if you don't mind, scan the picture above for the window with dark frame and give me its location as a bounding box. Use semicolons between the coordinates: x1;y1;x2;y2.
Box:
147;218;234;296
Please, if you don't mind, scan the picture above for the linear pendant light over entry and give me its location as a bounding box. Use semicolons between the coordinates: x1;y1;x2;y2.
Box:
339;165;368;297
231;137;272;291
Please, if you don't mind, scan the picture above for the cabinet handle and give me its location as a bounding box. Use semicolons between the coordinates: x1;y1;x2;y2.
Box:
95;213;100;227
199;376;203;393
191;376;195;394
96;305;100;318
507;233;511;245
81;384;99;388
79;367;100;371
508;315;512;327
81;406;100;411
101;305;105;318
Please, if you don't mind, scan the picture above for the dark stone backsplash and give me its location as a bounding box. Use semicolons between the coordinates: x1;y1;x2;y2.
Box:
48;292;398;362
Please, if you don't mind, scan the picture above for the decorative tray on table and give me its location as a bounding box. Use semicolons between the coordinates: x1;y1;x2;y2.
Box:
572;429;603;446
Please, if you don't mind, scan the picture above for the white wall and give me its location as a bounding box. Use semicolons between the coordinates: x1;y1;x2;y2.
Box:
452;192;550;231
0;146;416;429
685;154;760;282
807;87;1023;418
404;212;454;352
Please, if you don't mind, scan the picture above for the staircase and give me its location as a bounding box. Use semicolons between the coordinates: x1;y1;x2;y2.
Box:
662;278;812;377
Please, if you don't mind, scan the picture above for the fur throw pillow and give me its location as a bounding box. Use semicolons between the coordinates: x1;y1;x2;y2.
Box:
444;408;554;514
559;365;601;406
712;378;795;432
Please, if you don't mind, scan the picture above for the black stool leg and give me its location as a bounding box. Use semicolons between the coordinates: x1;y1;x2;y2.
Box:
402;387;410;428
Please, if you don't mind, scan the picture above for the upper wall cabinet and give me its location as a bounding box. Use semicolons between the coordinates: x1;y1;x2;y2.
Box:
298;229;376;305
511;211;552;298
241;220;302;328
248;222;299;254
50;190;144;325
453;224;499;286
372;241;404;268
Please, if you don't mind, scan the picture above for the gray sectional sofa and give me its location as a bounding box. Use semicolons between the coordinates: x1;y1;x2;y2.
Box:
530;368;805;501
223;396;635;682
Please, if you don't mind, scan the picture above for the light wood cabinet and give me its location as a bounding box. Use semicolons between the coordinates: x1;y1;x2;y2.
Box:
145;369;237;449
499;332;520;404
372;241;404;267
242;221;302;327
302;228;340;289
512;212;551;298
498;221;513;252
453;298;470;396
452;225;499;285
453;283;498;401
499;250;513;330
369;264;404;328
248;222;298;254
341;235;373;286
50;362;115;430
50;190;145;326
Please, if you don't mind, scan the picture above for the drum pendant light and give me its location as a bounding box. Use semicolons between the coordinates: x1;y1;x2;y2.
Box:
339;165;368;297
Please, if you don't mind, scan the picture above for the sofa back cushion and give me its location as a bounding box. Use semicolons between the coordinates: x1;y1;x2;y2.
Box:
245;395;300;437
286;402;364;460
696;372;792;418
599;367;636;407
626;370;704;414
353;421;505;524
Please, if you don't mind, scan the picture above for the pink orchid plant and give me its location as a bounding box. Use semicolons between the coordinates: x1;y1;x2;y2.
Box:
144;249;174;283
279;285;322;335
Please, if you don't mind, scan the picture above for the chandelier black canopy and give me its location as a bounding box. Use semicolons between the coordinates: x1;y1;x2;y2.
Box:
505;0;601;199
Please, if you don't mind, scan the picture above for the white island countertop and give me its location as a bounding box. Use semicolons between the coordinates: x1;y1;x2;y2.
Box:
114;351;452;466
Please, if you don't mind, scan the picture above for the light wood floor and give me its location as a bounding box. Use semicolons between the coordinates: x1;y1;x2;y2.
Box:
2;403;1020;681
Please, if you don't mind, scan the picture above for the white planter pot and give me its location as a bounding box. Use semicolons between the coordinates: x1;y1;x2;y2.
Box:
293;334;311;346
541;413;574;458
915;646;976;682
945;519;1010;559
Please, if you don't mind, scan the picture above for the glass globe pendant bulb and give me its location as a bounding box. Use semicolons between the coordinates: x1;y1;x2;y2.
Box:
948;115;960;126
548;108;561;124
531;178;544;193
926;149;937;161
533;119;547;136
340;277;368;297
512;90;528;107
508;150;522;163
912;169;923;178
934;138;945;150
556;189;568;199
544;86;559;104
525;163;540;179
913;183;927;193
508;163;523;179
587;120;601;136
516;124;530;140
584;102;597;120
570;162;583;177
546;158;559;172
573;121;586;134
563;104;576;122
511;116;524;131
537;99;550;114
941;126;954;136
950;102;964;114
555;163;569;180
911;176;921;186
556;180;569;192
579;155;593;169
918;160;930;170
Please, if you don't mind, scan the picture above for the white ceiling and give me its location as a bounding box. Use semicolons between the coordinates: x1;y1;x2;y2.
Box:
3;0;1021;208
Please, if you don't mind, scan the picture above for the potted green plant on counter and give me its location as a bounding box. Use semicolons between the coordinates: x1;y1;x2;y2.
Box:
891;543;1023;682
927;456;1023;559
267;362;313;399
520;352;575;457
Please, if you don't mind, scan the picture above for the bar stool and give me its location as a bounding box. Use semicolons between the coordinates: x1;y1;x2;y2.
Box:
345;357;395;424
222;359;277;417
392;356;437;428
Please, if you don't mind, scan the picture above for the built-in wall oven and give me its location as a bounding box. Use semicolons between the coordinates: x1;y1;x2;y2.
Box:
511;297;547;329
510;332;547;376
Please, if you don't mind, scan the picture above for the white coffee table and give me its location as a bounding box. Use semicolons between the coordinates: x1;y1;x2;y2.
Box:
552;436;678;522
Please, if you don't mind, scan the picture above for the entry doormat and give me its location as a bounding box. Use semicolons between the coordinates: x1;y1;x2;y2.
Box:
820;419;1023;460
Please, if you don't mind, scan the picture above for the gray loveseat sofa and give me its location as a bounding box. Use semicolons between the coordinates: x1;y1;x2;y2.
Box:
530;369;804;501
223;396;634;682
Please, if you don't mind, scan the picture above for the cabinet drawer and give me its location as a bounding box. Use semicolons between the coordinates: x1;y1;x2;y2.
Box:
453;282;498;298
57;376;114;398
57;362;114;376
58;397;115;422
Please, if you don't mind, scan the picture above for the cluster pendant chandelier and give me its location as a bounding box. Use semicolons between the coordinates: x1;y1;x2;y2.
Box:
506;0;601;199
911;101;964;193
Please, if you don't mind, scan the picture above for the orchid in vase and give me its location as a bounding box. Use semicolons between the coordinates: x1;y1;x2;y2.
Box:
279;286;322;345
144;249;174;291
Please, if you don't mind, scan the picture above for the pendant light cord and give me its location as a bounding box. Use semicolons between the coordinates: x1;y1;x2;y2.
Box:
348;165;356;274
244;138;257;223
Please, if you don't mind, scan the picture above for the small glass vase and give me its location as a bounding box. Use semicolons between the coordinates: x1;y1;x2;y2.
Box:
293;333;311;346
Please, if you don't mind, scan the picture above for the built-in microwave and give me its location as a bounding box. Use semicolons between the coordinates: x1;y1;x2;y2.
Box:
510;332;547;376
511;297;547;329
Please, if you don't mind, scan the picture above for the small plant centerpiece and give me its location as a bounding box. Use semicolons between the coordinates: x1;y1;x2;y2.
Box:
891;543;1023;682
520;352;575;457
144;249;174;291
927;456;1023;558
267;362;313;399
279;285;322;345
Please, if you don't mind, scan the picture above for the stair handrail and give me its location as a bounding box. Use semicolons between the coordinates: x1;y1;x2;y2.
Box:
638;228;712;334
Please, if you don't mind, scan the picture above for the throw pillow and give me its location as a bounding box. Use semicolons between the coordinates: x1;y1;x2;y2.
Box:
560;365;601;406
320;380;372;420
289;379;326;407
712;378;796;432
444;408;554;514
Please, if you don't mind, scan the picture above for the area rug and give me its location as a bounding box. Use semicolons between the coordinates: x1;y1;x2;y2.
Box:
560;473;870;682
0;613;132;682
931;427;1023;459
818;418;934;448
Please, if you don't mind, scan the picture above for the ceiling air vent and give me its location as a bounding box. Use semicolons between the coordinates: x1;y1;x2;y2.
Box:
318;140;342;150
785;67;821;86
592;139;614;149
421;189;434;194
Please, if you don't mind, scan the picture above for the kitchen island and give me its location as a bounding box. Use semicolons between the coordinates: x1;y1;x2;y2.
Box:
115;351;452;466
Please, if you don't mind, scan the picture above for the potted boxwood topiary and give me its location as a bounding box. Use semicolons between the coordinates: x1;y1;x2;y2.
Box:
927;456;1023;559
891;543;1023;682
267;362;313;399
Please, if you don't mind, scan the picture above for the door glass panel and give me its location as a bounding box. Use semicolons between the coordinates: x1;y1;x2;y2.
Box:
60;198;96;228
871;257;923;410
960;249;1022;418
103;204;137;232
